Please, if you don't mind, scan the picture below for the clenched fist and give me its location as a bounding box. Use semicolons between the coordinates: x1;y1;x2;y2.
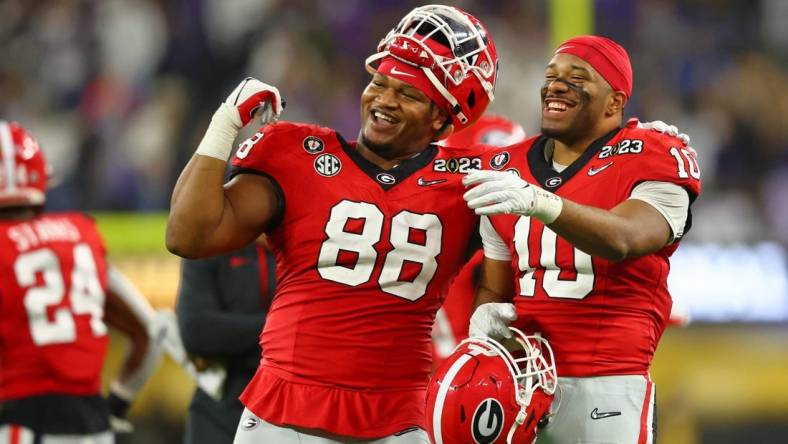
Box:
224;77;284;127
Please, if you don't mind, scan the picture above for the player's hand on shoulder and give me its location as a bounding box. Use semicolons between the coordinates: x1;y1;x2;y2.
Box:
634;118;691;145
463;169;536;216
224;77;285;128
463;170;563;223
469;302;518;339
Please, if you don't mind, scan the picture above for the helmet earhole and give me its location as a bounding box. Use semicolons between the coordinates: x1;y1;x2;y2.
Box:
467;90;476;109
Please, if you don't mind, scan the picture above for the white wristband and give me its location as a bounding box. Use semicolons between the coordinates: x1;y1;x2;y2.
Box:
531;187;563;224
195;103;241;161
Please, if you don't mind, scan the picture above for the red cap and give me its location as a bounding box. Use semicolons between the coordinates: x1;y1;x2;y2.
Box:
555;35;633;99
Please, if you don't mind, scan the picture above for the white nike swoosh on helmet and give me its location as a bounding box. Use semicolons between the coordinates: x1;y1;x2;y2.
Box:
390;66;417;77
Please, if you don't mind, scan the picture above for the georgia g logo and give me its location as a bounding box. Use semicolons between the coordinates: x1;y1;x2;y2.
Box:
471;398;504;444
544;176;562;188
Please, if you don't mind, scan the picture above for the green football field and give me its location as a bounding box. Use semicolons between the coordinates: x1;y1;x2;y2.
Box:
93;212;170;254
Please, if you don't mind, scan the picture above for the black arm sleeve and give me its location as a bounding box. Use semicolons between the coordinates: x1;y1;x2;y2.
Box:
175;256;265;357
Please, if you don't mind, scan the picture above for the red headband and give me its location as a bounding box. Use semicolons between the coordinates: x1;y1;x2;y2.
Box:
376;57;451;114
555;35;632;99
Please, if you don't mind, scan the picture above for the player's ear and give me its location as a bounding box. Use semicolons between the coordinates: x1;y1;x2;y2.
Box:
431;105;453;140
435;121;454;140
606;91;627;117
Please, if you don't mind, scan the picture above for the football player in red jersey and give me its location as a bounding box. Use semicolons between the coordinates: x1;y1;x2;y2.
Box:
0;121;162;444
432;114;527;369
166;5;500;443
463;36;702;443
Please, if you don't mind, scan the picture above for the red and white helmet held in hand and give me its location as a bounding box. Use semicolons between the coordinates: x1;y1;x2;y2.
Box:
366;5;498;132
0;120;48;208
427;328;558;444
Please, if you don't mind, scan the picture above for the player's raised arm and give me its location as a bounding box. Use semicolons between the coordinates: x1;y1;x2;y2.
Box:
166;78;283;258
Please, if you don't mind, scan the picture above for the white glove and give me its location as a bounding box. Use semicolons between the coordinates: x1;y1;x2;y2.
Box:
107;381;134;434
637;119;690;145
463;170;563;223
149;310;185;362
109;414;134;434
224;77;284;128
149;310;226;400
196;77;284;160
469;303;518;339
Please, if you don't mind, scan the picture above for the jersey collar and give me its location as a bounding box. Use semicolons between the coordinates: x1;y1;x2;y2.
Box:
527;128;620;191
338;133;438;191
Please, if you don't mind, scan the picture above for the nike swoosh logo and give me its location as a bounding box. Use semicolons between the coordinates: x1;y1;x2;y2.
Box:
588;162;614;176
417;177;447;186
390;66;417;78
590;408;622;420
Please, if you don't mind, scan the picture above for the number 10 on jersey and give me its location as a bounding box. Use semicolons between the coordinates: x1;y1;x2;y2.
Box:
514;217;595;300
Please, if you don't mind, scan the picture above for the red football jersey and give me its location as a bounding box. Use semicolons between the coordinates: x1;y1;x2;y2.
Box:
232;122;487;437
0;212;109;400
485;121;701;377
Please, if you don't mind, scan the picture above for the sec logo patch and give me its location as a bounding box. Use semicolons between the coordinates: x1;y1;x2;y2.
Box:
315;153;341;177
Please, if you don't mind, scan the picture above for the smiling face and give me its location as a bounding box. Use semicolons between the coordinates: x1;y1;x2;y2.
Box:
359;73;447;160
540;53;623;145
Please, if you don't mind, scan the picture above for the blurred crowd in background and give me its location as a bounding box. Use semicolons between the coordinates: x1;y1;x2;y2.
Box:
1;0;786;247
2;1;788;443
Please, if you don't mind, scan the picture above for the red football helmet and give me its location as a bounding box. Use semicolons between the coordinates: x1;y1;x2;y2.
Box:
366;5;498;132
441;114;526;148
0;120;48;207
427;328;558;444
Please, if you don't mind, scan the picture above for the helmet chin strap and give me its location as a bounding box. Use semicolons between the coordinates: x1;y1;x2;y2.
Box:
421;66;468;125
506;405;529;444
473;70;496;102
364;51;389;72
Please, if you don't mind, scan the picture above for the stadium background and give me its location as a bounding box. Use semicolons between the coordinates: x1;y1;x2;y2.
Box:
2;0;787;442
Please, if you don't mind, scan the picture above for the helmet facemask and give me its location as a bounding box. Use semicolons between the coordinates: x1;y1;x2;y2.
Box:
461;329;558;443
428;327;558;444
366;5;498;131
